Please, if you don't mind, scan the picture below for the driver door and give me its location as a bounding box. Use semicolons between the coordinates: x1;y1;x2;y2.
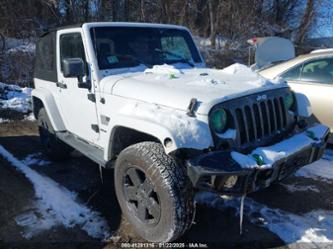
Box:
56;29;100;143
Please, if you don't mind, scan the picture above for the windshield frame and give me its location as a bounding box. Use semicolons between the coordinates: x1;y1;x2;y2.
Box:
87;24;204;72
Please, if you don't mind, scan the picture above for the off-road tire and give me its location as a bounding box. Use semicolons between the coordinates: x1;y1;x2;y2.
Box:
37;108;73;161
114;142;195;242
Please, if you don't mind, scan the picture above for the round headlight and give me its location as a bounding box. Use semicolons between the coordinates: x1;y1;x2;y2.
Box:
284;92;295;110
210;108;227;133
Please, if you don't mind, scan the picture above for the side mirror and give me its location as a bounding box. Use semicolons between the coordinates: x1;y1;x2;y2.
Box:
62;58;85;78
62;58;90;89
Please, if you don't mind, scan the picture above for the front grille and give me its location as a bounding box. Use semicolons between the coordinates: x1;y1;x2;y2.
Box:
210;88;296;151
235;96;287;145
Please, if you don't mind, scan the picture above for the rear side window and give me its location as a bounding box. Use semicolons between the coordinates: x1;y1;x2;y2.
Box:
34;32;57;82
60;33;86;71
300;58;333;84
281;64;302;81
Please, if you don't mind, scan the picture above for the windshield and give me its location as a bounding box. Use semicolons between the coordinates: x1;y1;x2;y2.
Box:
90;26;202;70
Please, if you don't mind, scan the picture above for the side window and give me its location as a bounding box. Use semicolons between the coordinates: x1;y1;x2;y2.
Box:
280;64;302;81
300;58;333;84
34;32;57;82
36;35;54;71
60;33;86;71
161;36;192;61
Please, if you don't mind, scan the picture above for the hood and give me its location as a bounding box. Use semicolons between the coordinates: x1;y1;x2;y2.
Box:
100;64;288;115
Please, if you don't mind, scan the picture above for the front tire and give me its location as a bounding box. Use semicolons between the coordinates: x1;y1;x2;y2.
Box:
37;108;73;161
114;142;195;242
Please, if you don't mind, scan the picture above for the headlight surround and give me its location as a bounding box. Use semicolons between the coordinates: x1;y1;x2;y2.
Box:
210;108;228;133
284;92;295;110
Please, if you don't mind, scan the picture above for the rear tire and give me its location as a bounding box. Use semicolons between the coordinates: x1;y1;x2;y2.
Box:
114;142;195;242
37;108;73;161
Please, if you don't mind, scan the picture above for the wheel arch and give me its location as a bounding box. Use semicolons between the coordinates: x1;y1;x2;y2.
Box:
104;113;213;162
107;125;162;161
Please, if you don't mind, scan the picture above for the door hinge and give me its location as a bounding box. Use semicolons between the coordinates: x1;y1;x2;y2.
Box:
91;124;99;133
56;82;67;89
87;93;96;102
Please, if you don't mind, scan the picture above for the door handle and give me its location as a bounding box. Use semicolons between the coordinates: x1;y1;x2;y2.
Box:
56;82;67;89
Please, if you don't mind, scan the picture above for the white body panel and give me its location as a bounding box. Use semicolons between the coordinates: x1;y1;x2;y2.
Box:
31;83;66;131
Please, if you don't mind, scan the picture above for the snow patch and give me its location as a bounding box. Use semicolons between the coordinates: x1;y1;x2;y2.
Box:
231;151;258;169
217;129;236;140
0;82;32;113
0;145;110;240
101;64;147;77
186;76;225;86
22;153;51;167
232;124;328;169
296;155;333;182
144;64;182;75
24;112;36;121
239;198;333;244
221;63;254;75
281;183;320;193
220;63;286;87
5;37;36;54
0;118;10;123
197;192;333;244
15;208;59;239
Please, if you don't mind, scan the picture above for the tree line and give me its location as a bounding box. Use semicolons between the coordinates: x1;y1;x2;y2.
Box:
0;0;331;44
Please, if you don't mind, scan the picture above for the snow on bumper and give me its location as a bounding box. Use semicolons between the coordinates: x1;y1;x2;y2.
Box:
186;124;330;195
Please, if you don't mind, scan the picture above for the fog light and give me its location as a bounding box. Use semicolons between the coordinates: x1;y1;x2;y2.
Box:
223;176;238;189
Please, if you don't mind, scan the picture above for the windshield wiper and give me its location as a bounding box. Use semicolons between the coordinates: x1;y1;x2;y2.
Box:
154;48;195;67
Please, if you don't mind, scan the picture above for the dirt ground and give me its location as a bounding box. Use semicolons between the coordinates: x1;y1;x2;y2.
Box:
1;120;333;249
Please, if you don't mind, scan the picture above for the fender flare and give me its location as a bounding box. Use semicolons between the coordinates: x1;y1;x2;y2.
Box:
295;92;312;118
31;88;66;131
104;114;213;161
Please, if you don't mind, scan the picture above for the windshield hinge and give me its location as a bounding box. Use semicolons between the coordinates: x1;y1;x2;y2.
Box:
91;124;99;133
187;98;198;117
87;93;96;102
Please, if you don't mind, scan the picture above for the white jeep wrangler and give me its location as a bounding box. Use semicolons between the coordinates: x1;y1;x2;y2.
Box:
32;22;329;242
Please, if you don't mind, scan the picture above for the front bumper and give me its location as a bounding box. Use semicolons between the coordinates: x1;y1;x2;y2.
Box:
186;124;330;195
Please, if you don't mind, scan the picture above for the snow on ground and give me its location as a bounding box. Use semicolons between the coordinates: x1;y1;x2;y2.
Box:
196;192;333;244
24;112;36;121
0;117;10;123
295;149;333;182
4;37;35;54
21;153;50;167
0;145;110;240
280;183;320;193
296;159;333;182
0;82;32;113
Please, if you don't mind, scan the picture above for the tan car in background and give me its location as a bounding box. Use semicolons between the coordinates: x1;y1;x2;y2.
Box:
259;49;333;140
